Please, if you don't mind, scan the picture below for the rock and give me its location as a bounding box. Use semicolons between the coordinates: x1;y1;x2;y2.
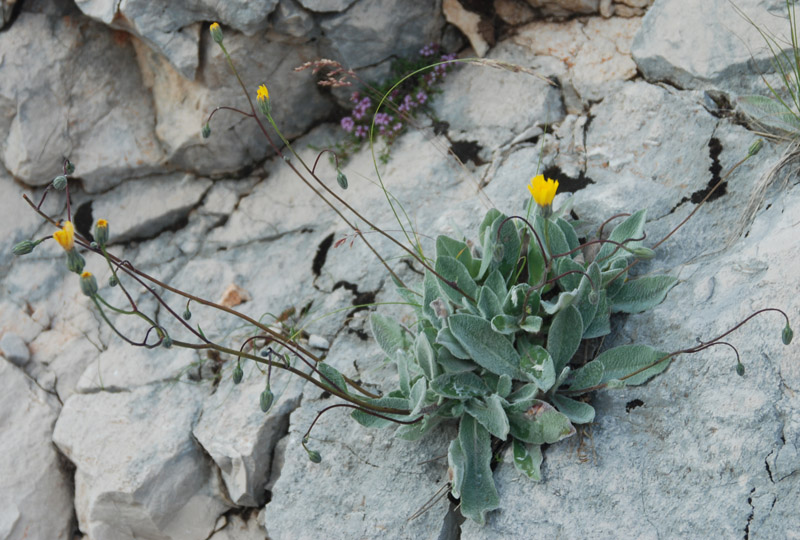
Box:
613;0;653;17
443;0;491;57
0;0;16;29
74;0;281;78
0;4;166;192
632;0;791;94
30;332;100;400
494;0;536;26
296;0;359;12
0;359;74;540
218;283;252;308
319;0;444;69
208;512;269;540
272;0;316;38
193;359;305;506
524;0;599;18
307;334;330;349
0;332;29;366
88;174;212;244
53;382;230;540
431;41;564;156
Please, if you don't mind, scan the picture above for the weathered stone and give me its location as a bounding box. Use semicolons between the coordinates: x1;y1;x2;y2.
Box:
0;332;29;366
74;0;281;78
0;0;16;29
0;359;73;540
208;512;269;540
524;0;599;18
443;0;490;57
272;0;316;38
296;0;359;12
319;0;444;69
0;4;165;192
494;0;536;26
632;0;791;94
53;382;229;540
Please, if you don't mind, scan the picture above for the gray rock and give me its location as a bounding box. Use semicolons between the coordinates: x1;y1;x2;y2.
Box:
524;0;599;18
272;0;316;38
296;0;359;12
0;332;29;366
75;0;281;78
194;360;305;506
208;512;269;540
632;0;791;94
53;382;230;540
0;5;165;192
0;359;74;540
88;174;212;244
0;0;16;29
319;0;444;69
307;334;330;349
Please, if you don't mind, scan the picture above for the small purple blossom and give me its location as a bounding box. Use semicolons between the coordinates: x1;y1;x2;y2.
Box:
340;116;355;132
355;125;368;138
419;43;437;57
416;90;428;105
350;91;360;103
392;122;403;132
374;112;393;126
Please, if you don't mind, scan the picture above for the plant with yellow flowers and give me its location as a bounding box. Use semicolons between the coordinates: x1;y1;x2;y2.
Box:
11;21;794;526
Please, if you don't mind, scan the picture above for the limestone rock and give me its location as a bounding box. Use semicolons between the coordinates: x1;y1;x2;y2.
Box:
0;332;29;366
524;0;599;18
443;0;491;57
494;0;536;26
296;0;359;12
53;382;230;540
0;359;74;540
272;0;316;38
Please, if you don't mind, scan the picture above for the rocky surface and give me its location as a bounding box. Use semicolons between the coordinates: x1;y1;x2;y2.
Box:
1;0;799;539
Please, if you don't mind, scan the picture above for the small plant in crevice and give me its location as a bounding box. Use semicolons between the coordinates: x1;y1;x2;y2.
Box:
11;21;794;526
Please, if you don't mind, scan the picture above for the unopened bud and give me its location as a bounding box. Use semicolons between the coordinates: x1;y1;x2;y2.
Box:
306;448;322;463
232;362;243;384
748;138;763;157
735;362;745;377
52;175;68;191
65;161;75;175
162;335;173;349
209;22;223;44
94;219;108;249
80;271;98;297
783;324;793;346
13;239;43;256
182;308;192;321
336;170;348;189
201;123;211;139
260;387;274;412
108;275;119;287
66;249;86;274
631;247;655;260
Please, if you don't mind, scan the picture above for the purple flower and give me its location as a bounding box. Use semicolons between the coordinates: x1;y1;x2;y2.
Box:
416;90;428;104
392;122;403;132
340;116;355;132
374;112;393;126
355;125;368;138
350;91;360;103
419;43;437;57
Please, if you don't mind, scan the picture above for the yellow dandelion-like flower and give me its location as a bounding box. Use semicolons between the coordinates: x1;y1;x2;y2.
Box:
256;84;271;115
257;84;269;102
209;22;223;44
527;175;559;208
53;221;75;251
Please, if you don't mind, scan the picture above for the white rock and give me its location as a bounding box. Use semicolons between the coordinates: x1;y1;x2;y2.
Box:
524;0;599;18
272;0;316;38
443;0;490;57
307;334;330;349
208;512;269;540
0;332;29;366
0;359;74;540
53;382;230;540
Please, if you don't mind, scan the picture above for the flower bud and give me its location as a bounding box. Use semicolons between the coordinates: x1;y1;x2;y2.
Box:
209;22;223;44
162;335;173;349
67;249;86;274
631;247;656;260
748;138;763;157
306;448;322;463
80;271;98;297
783;324;793;346
94;219;109;249
735;362;745;377
65;160;75;175
232;362;243;384
52;175;68;191
109;275;119;287
336;169;348;189
260;387;274;412
202;123;211;139
256;84;271;116
13;239;43;256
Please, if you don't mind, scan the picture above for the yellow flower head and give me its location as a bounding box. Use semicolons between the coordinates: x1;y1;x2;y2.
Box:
81;271;92;279
256;84;271;115
53;221;75;251
527;175;559;208
209;22;223;44
97;219;108;228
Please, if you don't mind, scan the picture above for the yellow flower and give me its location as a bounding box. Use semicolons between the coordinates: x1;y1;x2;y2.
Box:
53;221;75;251
527;175;559;208
80;271;98;297
256;84;271;115
209;22;223;44
95;219;109;248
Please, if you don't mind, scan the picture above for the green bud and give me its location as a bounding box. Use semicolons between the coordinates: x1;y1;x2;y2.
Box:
260;387;274;412
182;308;192;321
65;161;75;175
79;271;98;297
735;362;745;377
52;175;68;191
202;123;211;139
66;249;86;274
260;349;270;357
162;335;173;349
108;275;119;287
94;219;109;249
748;138;763;157
232;362;243;384
12;239;43;256
306;448;322;464
209;22;223;44
783;324;793;346
631;247;656;260
588;290;599;305
336;169;348;189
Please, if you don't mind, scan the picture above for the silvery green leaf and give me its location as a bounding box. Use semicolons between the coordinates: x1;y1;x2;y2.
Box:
369;313;408;362
478;208;503;241
395;414;443;440
317;362;348;394
431;372;490;400
567;360;604;392
423;271;446;328
351;396;410;428
534;215;569;259
605;378;627;389
435;256;478;305
466;394;510;439
437;399;465;418
518;343;556;392
508;400;576;444
496;374;512;398
502;283;538;318
436;235;479;277
408;377;428;414
477;286;504;320
739;95;800;132
477;226;496;281
610;275;678;314
512;439;542;481
436;346;477;372
540;289;580;315
484;269;508;301
490;314;519;335
448;314;521;378
527;240;546;286
519;316;543;334
415;331;438;381
396;349;412;397
506;383;539;405
448;438;465;499
436;326;472;359
576;262;601;330
557;256;584;292
452;415;500;525
556;217;580;252
596;345;670;386
595;209;646;269
583;290;610;339
547;304;583;374
602;257;629;298
551;394;596;424
489;213;522;279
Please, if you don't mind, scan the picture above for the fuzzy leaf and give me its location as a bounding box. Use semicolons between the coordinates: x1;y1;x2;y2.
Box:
466;394;510;439
596;344;670;386
490;314;518;335
518;343;556;392
395;414;443;441
595;209;646;268
436;235;478;276
490;213;523;279
556;217;580;252
317;362;348;394
484;269;508;301
435;256;478;305
431;372;490;400
567;360;604;392
477;286;504;320
423;271;446;328
436;347;477;373
508;400;576;444
610;275;678;314
496;374;512;398
551;394;596;424
351;396;410;428
451;415;500;525
547;304;583;374
583;290;610;339
436;326;472;359
449;314;521;378
527;240;546;286
415;331;438;381
369;313;408;362
512;440;543;481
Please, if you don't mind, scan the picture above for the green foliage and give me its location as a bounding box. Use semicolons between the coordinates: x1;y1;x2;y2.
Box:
363;206;678;523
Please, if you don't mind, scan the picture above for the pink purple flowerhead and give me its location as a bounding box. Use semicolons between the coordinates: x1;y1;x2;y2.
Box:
350;91;360;103
392;122;403;132
416;90;428;105
420;43;437;57
340;116;355;132
374;112;393;126
355;125;368;138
